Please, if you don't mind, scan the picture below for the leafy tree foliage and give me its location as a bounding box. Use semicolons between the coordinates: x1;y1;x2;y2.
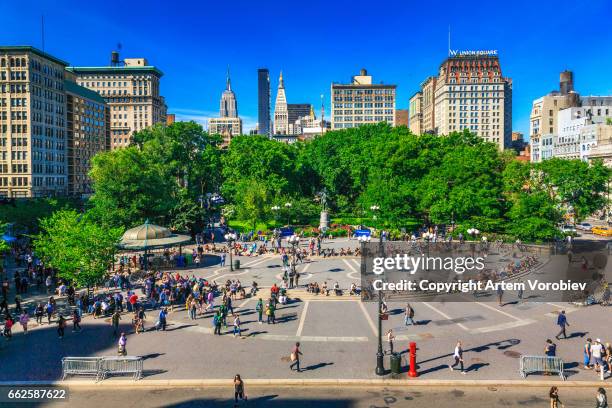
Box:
35;210;122;288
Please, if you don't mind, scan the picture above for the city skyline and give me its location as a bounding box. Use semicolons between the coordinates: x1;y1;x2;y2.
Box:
1;0;611;136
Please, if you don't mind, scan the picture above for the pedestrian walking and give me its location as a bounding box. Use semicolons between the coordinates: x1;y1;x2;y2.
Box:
57;315;66;339
111;310;121;336
266;299;275;324
233;374;247;406
289;342;303;372
549;386;565;408
596;388;608;408
449;340;466;374
213;310;222;335
404;303;415;325
386;329;395;354
72;309;81;332
118;332;127;356
497;285;504;306
220;253;226;267
592;339;605;378
555;310;570;340
157;308;167;331
233;313;241;337
584;338;593;369
19;311;29;335
256;298;263;324
34;303;44;325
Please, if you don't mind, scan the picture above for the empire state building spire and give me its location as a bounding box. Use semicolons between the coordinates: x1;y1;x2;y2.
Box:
226;65;231;91
219;67;238;118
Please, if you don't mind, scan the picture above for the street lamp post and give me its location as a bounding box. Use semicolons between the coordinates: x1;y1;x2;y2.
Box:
271;205;280;228
284;202;292;227
224;232;237;271
376;229;385;376
467;228;479;257
287;234;300;285
367;204;385;376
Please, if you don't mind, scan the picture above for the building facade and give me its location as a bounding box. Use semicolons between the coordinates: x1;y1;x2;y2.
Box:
529;71;580;162
67;53;167;149
409;91;422;134
0;46;68;198
331;69;396;130
64;77;109;196
433;53;512;149
395;109;409;127
529;71;612;163
257;68;271;136
421;77;436;133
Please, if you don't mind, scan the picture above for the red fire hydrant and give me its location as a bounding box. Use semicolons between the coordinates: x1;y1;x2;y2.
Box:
408;341;418;377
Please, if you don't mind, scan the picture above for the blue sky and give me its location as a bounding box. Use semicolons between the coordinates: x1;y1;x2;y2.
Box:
2;0;611;136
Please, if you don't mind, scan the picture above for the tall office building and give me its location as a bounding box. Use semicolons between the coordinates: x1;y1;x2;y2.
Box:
209;68;242;146
409;91;422;134
330;69;396;130
0;46;68;198
64;75;109;196
257;68;271;136
411;51;513;149
67;52;167;149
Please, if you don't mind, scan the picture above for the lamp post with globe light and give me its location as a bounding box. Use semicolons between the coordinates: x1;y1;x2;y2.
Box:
284;202;292;227
224;232;237;271
368;205;385;376
271;205;280;228
287;234;300;279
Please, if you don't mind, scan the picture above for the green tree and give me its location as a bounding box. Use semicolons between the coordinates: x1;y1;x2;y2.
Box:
88;146;175;228
506;191;561;242
35;210;122;289
234;179;270;231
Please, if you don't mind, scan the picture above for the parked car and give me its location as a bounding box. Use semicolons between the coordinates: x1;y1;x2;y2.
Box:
592;226;612;237
576;222;593;232
560;225;576;234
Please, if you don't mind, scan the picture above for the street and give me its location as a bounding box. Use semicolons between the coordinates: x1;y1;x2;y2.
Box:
36;385;607;407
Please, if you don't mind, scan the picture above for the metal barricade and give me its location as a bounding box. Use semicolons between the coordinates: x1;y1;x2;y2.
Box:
61;357;103;381
100;356;143;380
519;355;565;380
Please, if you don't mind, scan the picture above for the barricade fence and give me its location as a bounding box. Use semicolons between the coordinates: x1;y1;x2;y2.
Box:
62;356;143;381
519;355;565;380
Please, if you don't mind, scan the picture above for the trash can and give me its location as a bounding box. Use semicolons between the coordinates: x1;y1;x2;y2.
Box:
234;260;240;270
390;353;401;374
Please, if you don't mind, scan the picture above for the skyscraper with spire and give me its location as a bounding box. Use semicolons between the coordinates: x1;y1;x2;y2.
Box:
208;67;242;146
273;71;289;135
220;67;238;118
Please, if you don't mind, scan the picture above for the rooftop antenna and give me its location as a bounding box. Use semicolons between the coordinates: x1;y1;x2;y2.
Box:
320;94;325;134
41;15;45;53
448;25;451;57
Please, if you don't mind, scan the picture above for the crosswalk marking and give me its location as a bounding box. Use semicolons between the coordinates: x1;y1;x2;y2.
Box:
475;302;522;321
296;301;309;336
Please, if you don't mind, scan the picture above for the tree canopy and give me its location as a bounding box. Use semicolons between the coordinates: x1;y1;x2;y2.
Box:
35;210;122;288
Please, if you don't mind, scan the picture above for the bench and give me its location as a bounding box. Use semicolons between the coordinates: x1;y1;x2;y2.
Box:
61;357;103;381
99;356;143;380
519;355;565;380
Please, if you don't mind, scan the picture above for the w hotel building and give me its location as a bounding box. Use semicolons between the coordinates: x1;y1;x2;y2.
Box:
410;51;513;149
66;53;167;149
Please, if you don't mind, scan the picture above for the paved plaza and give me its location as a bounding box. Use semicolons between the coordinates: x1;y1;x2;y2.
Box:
1;237;610;384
